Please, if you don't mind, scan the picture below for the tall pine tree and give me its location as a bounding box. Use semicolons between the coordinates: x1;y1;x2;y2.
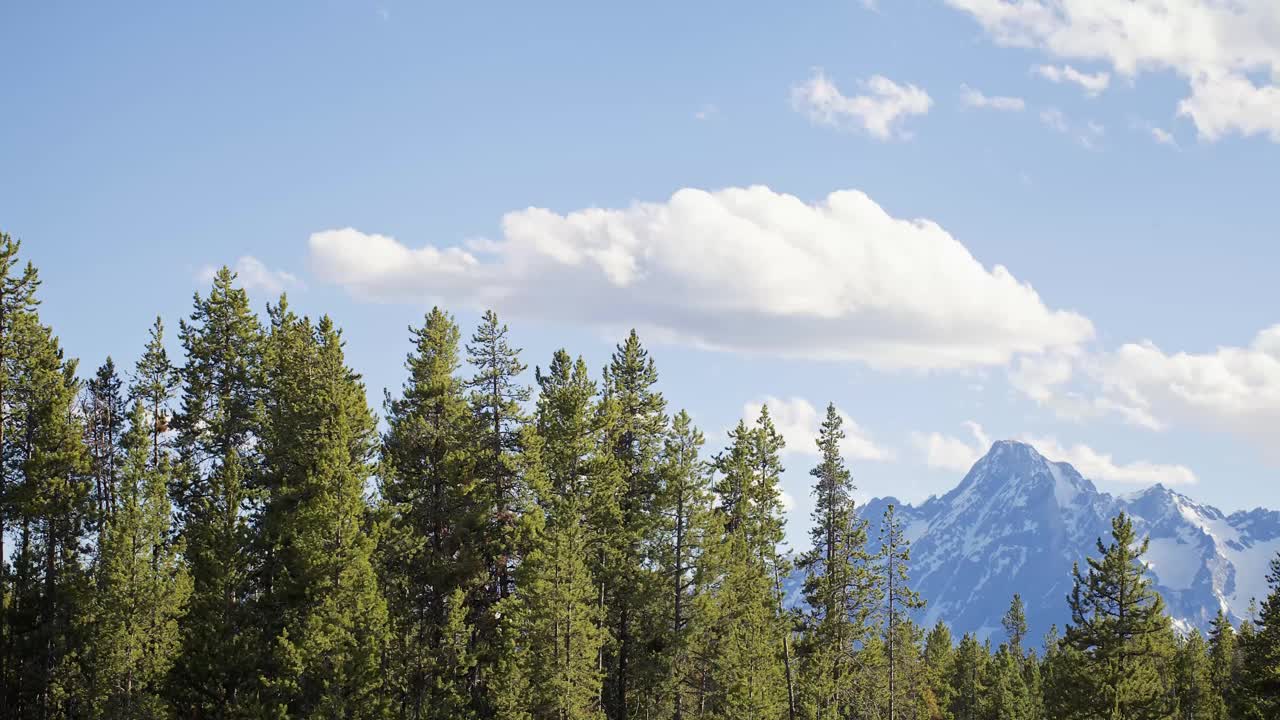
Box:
256;304;389;718
89;401;190;719
169;266;265;716
378;307;483;719
1064;512;1176;720
796;403;876;720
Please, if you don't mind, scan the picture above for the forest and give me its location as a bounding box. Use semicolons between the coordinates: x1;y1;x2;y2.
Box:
0;232;1277;720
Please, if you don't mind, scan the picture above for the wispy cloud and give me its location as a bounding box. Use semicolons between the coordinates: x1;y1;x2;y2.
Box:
791;69;932;140
960;84;1025;111
198;256;303;295
744;396;893;462
1033;64;1110;96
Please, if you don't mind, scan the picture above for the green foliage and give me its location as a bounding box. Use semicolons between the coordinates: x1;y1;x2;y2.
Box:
1237;553;1280;718
878;504;926;720
597;330;668;720
169;266;265;716
256;304;388;718
1063;512;1177;720
89;402;190;719
378;307;484;719
796;403;877;719
6;235;1280;720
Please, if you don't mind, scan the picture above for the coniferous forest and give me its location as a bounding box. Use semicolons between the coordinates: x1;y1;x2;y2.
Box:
2;232;1279;720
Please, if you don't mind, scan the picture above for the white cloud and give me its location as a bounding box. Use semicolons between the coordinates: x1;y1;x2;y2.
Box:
694;103;718;121
1007;325;1280;457
198;256;303;295
1091;327;1280;446
1025;435;1198;486
913;421;991;472
309;186;1094;370
913;421;1197;486
1151;127;1179;147
960;84;1026;111
1033;64;1111;96
791;69;932;140
743;396;892;462
947;0;1280;141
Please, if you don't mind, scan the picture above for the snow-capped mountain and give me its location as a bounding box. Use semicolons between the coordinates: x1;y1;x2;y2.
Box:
849;440;1280;645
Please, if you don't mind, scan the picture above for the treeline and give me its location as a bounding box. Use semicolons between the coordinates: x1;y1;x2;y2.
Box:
0;233;1277;720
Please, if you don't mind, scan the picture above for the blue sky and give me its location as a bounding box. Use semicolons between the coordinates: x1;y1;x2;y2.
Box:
4;1;1279;549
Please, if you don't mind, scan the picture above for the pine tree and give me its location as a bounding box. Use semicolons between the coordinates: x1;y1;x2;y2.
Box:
89;401;190;719
507;451;606;719
0;233;43;715
654;410;714;720
598;330;667;720
378;307;483;719
747;406;797;719
1064;512;1176;720
1040;624;1088;720
796;403;876;720
878;504;925;720
466;309;530;604
168;265;265;716
921;621;955;720
703;529;788;720
1238;552;1280;718
532;349;621;714
1232;610;1260;719
1172;630;1213;720
6;309;94;718
949;633;987;720
1205;609;1235;720
256;304;389;718
82;358;127;530
1002;594;1027;656
129;317;179;468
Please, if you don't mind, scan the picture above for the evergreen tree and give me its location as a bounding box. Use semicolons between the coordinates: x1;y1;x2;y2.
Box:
598;330;667;720
466;309;530;604
702;529;789;720
949;633;987;720
1205;609;1235;720
89;401;190;719
922;621;955;720
82;358;126;530
5;306;94;718
654;410;715;720
748;406;797;719
168;266;265;716
378;307;483;719
796;403;876;719
505;435;606;720
1238;552;1280;718
129;317;179;468
1002;594;1027;656
1063;512;1176;720
983;642;1035;720
1172;630;1213;720
256;305;389;718
488;351;612;720
0;233;43;715
1040;624;1087;720
878;504;925;720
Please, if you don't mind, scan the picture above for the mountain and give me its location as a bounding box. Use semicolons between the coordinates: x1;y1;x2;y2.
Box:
833;440;1280;645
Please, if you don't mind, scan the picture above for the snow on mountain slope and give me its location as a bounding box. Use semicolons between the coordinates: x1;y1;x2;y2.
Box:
844;441;1279;645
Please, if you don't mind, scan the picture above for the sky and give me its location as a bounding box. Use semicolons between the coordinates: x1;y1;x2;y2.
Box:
3;1;1279;550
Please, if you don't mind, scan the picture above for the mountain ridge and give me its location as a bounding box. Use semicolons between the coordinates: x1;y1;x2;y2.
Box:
850;440;1280;644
